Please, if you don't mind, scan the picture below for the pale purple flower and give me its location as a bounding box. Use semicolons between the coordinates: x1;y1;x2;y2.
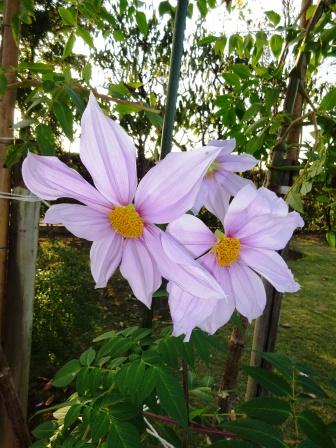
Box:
193;139;258;220
167;184;304;340
22;93;227;308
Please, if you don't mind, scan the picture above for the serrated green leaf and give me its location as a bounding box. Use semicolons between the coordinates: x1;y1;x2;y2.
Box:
222;72;240;89
36;124;56;155
243;366;292;397
222;419;286;448
80;347;96;366
63;32;75;58
93;330;117;342
19;62;53;73
232;63;251;79
238;397;291;425
82;63;92;84
115;103;141;114
159;1;172;16
52;100;73;140
214;36;227;54
77;27;94;48
53;359;81;387
32;421;58;439
156;367;188;427
97;336;134;359
107;421;141;448
135;11;148;35
265;10;281;26
145;111;163;127
5;143;28;168
138;366;158;402
270;34;283;58
190;329;210;365
198;35;217;46
117;360;146;403
298;410;335;447
64;404;82;429
298;373;328;398
113;30;125;42
58;7;76;26
64;85;85;114
286;190;304;213
320;88;336;111
109;83;130;98
260;352;294;379
90;409;110;442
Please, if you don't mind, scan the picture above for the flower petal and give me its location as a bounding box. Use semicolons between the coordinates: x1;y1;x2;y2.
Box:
168;283;220;341
144;226;225;300
208;139;236;155
237;211;304;250
217;153;258;172
229;261;266;321
80;93;137;205
90;231;123;288
200;177;231;222
22;152;111;212
166;214;215;257
45;204;112;241
120;237;161;308
135;146;222;223
214;171;254;198
168;253;234;340
240;247;300;292
223;184;258;234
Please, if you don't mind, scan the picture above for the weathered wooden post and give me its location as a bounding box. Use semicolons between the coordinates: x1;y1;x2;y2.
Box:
245;0;334;400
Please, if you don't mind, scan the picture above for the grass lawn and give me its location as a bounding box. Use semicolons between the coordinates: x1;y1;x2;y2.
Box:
29;233;336;424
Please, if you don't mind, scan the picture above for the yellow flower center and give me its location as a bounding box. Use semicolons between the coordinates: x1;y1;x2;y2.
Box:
206;161;220;178
212;230;240;266
109;204;144;239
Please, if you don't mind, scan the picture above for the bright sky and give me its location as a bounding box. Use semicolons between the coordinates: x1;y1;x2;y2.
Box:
60;1;333;153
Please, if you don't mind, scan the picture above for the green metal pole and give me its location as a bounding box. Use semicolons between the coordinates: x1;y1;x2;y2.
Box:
160;0;189;159
142;0;189;329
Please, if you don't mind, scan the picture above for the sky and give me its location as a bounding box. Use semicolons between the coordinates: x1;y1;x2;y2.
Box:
26;1;335;153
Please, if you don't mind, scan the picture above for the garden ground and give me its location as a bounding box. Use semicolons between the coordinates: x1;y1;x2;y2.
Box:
28;233;336;422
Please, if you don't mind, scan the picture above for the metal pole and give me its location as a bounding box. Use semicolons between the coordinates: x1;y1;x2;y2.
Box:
160;0;189;159
142;0;189;328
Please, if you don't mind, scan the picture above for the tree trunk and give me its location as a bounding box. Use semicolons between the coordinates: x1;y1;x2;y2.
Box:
245;0;328;400
218;315;248;412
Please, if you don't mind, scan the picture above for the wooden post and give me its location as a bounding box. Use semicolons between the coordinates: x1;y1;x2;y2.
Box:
0;344;31;448
245;0;334;400
4;183;40;407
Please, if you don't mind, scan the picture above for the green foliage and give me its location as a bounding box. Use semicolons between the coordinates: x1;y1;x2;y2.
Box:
31;320;336;447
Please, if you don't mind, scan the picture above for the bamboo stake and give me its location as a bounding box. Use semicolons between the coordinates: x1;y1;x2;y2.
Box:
245;0;333;400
